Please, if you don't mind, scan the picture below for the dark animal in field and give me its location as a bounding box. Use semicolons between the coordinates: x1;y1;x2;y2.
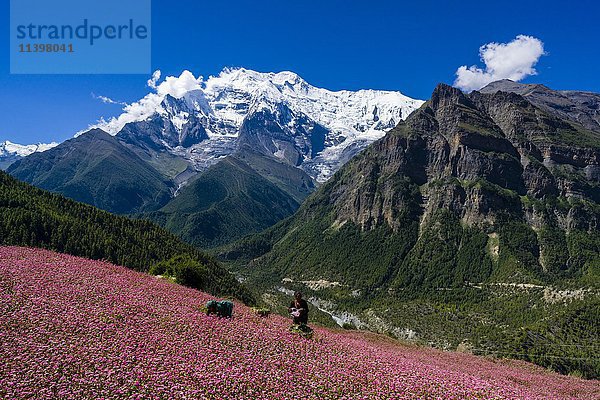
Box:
206;300;234;318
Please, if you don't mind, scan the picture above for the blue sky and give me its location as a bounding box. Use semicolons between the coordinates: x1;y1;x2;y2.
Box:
1;0;599;144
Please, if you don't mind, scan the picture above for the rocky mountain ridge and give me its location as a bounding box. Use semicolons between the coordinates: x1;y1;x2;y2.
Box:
310;83;599;244
6;68;423;242
7;129;174;214
480;79;600;133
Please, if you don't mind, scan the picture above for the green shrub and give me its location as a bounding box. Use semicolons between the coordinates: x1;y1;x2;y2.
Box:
150;255;209;289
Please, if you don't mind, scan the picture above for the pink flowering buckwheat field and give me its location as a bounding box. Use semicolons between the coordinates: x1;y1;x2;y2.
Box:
0;246;597;399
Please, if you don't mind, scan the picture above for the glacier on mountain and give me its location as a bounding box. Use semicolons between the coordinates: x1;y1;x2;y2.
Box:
0;141;58;170
88;68;424;182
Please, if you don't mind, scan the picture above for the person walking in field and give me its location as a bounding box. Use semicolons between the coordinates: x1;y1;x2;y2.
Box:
288;291;309;325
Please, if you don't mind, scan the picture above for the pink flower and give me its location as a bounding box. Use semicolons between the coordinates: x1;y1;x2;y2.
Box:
0;246;597;399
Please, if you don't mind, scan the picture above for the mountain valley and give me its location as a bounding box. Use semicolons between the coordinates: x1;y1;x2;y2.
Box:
221;82;600;378
4;73;599;378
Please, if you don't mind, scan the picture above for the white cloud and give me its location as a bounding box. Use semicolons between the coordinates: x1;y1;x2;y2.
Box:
154;70;203;98
147;70;161;89
91;93;126;106
81;70;203;136
454;35;545;92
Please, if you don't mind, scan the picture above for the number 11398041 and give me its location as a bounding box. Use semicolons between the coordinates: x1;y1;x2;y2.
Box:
19;43;74;53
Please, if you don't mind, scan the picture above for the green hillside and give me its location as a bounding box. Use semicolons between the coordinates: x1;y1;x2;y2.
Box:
235;146;315;203
0;170;253;303
7;129;173;215
146;155;301;248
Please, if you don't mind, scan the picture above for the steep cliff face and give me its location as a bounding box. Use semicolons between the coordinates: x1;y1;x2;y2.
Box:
321;84;599;241
118;94;210;152
236;104;328;167
229;83;599;290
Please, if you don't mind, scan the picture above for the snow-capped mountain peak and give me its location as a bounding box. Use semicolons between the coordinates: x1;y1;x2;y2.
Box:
200;67;422;136
0;141;58;157
89;67;424;181
0;140;59;170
